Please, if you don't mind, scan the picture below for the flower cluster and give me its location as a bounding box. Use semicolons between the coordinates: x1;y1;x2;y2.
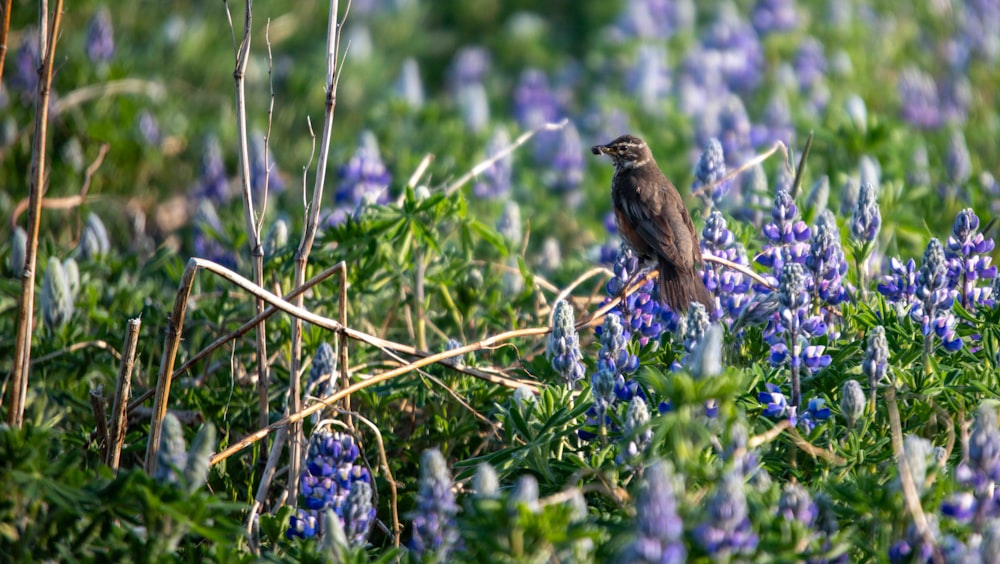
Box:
806;210;849;307
602;246;673;346
757;178;811;282
693;138;729;205
699;210;752;320
624;461;686;563
945;208;996;309
547;300;586;388
910;238;962;351
409;449;460;559
330;131;392;224
473;127;512;199
695;469;759;556
287;429;374;547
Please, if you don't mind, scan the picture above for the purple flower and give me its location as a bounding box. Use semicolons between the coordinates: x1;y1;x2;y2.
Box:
288;429;373;543
850;183;881;245
603;246;672;346
862;326;889;392
700;212;752;320
409;449;459;559
945;129;972;187
911;238;962;351
700;5;764;92
249;131;285;198
778;482;817;526
547;121;584;195
898;67;942;129
878;257;918;308
627;45;671;114
625;461;687;563
798;397;831;433
513;68;560;130
448;46;491;94
335;131;391;209
694;138;729;204
758;179;811;275
86;6;115;63
759;383;795;423
806;210;849;306
793;37;827;93
695;470;759;556
752;0;800;34
193;135;230;203
946;208;997;309
547;300;586;387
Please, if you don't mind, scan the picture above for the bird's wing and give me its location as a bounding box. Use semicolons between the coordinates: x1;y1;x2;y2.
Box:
622;178;699;270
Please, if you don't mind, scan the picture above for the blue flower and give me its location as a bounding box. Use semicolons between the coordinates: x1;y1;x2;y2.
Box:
624;461;686;563
86;7;115;64
547;300;586;387
694;138;729;204
410;449;459;559
946;208;997;309
695;470;759;556
473;127;513;199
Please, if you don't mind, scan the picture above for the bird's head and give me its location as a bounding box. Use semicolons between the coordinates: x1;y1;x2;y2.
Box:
591;134;653;169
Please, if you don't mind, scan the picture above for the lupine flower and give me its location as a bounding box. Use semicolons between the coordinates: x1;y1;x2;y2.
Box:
712;95;753;167
845;94;868;132
473;127;512;199
76;212;111;261
615;0;685;40
693;138;729;205
394;57;424;109
898;67;941;129
751;0;799;34
342;481;375;547
699;4;764;92
798;397;832;433
806;209;849;306
9;227;27;277
909;143;932;188
264;217;289;258
497;201;522;249
758;178;811;277
945;129;972;190
794;37;827;93
136;110;161;146
472;463;499;499
898;435;933;495
288;429;373;544
598;311;639;385
805;175;830;219
335;131;392;212
547;121;584;197
878;257;919;312
841;379;865;427
154;413;188;487
982;519;1000;561
538;237;562;273
308;342;336;400
40;257;74;330
888;517;940;563
410;449;459;559
624;461;686;564
627;45;671;115
911;238;962;351
154;414;216;494
682;303;711;356
249;130;285;197
547;300;586;387
86;7;115;64
695;469;759;556
969;403;1000;483
859;155;881;189
508;475;540;513
778;483;817;526
447;47;491;94
591;367;617;415
759;383;796;424
458;82;490;133
10;31;39;97
619;396;654;463
700;211;752;320
192;200;237;270
768;262;831;406
850;183;881;245
689;324;724;380
946;208;996;309
863;325;889;404
603;246;672;346
513;68;559;130
193;135;229;203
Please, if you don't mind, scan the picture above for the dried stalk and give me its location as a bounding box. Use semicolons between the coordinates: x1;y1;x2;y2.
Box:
107;317;141;472
8;0;64;427
143;256;550;471
0;0;12;84
225;1;273;476
287;0;350;502
126;262;344;413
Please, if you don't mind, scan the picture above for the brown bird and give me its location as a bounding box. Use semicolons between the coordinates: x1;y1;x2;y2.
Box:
591;134;715;314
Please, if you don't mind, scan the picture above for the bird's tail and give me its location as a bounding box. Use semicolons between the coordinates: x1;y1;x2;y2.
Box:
658;259;715;315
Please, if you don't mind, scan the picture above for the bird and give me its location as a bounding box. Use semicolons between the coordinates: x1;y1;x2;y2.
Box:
591;134;715;314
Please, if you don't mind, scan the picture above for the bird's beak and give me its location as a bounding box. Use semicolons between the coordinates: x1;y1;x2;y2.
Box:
591;144;607;155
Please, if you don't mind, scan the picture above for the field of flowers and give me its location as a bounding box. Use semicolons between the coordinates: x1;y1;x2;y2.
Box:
3;0;1000;561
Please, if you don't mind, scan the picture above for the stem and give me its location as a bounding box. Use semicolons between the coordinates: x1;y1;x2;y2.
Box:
8;0;64;427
